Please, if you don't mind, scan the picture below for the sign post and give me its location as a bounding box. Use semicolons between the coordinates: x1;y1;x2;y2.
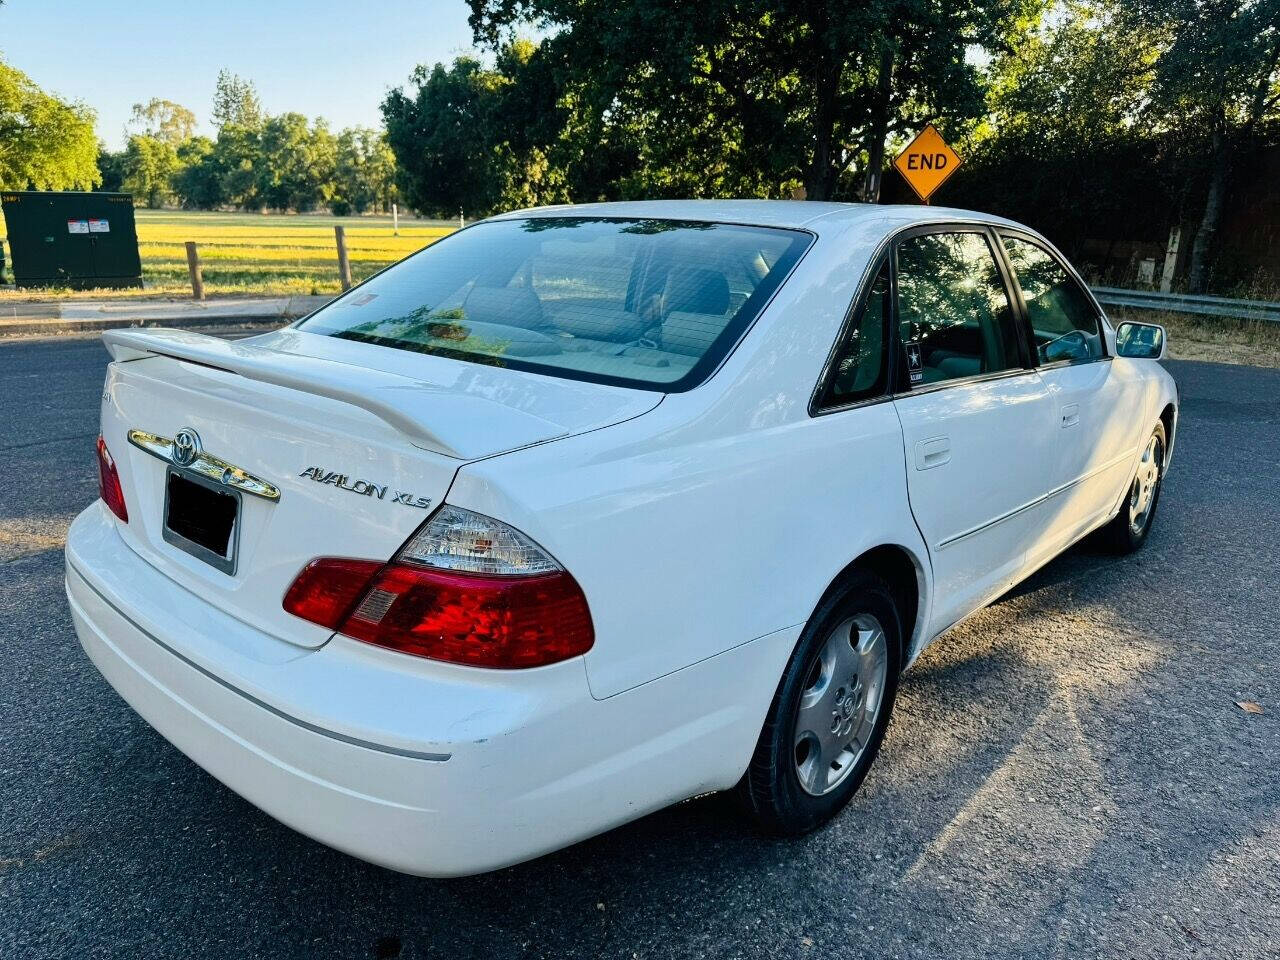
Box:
893;124;962;205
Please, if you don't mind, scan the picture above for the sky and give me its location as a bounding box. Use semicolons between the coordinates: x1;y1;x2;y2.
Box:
0;0;485;148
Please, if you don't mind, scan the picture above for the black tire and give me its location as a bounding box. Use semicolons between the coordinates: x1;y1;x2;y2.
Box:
737;570;902;836
1099;420;1167;554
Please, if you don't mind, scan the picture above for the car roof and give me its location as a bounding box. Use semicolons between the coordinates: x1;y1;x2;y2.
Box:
489;199;1028;237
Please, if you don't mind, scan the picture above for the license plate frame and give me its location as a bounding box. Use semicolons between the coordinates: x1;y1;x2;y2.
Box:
163;467;242;575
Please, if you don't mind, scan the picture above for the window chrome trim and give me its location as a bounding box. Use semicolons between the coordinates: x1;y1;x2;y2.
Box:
1036;354;1113;372
889;365;1039;401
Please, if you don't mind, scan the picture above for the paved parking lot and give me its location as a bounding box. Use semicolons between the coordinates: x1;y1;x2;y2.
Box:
1;335;1277;959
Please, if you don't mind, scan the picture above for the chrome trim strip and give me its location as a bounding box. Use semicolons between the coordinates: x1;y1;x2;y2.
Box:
937;491;1046;549
1042;448;1136;502
128;429;281;501
68;561;452;763
936;448;1137;549
893;366;1038;400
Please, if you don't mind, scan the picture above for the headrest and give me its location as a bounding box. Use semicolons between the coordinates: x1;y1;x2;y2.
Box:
663;267;730;316
463;285;545;330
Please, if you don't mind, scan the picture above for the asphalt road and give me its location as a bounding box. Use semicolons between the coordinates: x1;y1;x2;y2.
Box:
1;335;1277;960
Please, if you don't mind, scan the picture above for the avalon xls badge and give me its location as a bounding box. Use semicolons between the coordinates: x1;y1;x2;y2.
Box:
298;465;433;508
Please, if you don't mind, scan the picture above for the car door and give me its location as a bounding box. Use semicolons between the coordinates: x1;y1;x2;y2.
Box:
890;226;1059;634
997;232;1137;570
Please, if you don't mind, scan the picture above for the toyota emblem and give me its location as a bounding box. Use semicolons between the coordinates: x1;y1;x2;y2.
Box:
172;427;201;467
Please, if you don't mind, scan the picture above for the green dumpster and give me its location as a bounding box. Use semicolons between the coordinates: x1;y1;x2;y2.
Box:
0;191;143;289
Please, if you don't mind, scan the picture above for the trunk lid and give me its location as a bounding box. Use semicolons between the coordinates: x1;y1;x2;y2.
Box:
100;327;660;649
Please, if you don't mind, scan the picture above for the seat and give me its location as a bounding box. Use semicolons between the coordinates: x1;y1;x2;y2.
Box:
544;298;648;342
462;285;547;331
663;266;730;316
660;267;732;356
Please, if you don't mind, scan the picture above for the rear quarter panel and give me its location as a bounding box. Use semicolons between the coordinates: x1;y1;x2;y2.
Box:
449;219;932;699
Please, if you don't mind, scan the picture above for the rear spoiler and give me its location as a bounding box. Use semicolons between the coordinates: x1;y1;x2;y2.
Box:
101;327;561;460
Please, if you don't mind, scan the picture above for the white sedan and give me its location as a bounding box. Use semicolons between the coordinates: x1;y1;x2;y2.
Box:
66;201;1177;876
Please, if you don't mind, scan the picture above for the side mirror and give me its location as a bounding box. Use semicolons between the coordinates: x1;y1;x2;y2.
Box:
1115;320;1167;360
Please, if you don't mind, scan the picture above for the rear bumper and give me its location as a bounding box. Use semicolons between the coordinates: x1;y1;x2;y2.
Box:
65;503;796;876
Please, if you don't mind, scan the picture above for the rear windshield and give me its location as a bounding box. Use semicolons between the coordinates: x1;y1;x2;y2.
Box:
298;217;811;391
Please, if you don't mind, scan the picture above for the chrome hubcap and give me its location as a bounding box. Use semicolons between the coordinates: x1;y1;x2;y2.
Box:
1129;434;1162;534
793;613;889;797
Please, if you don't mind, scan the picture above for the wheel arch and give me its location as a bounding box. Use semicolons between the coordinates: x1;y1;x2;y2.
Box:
1159;401;1177;468
816;544;928;671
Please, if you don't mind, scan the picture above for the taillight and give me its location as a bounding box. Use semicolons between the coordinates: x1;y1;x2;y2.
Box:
96;436;128;522
282;558;383;630
282;506;594;668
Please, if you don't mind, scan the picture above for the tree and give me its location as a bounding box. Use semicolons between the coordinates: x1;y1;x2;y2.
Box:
332;127;398;214
946;1;1176;259
383;56;510;216
256;113;337;211
209;120;264;209
0;56;100;190
467;0;1034;202
121;134;181;208
97;146;127;192
172;136;224;208
1131;0;1280;291
382;40;580;217
127;98;197;144
212;69;263;129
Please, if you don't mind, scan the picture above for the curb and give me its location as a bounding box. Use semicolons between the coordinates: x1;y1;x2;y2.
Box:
0;294;333;337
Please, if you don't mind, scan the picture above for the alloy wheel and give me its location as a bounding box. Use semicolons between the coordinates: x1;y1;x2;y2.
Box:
793;613;889;797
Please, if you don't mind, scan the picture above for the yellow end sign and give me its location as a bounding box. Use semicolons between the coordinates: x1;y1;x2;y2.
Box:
893;125;961;203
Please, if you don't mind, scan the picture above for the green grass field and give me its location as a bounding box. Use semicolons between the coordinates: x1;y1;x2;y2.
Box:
0;208;456;300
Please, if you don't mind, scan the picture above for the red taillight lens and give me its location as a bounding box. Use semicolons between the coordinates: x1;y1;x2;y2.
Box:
96;435;128;522
344;565;594;668
283;559;594;669
282;557;385;630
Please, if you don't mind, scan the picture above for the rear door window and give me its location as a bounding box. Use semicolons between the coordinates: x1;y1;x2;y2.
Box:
895;231;1022;388
1001;235;1104;364
820;261;890;407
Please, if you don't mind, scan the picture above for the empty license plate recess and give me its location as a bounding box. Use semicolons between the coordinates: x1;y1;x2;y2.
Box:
163;468;240;574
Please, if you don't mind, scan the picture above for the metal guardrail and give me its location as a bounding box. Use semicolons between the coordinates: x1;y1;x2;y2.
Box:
1091;286;1280;323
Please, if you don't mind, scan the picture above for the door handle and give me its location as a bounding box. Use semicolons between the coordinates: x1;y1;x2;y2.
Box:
915;436;951;470
1061;403;1080;428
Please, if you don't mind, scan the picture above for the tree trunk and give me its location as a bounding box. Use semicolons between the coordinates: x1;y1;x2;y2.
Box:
861;46;895;203
805;61;840;201
1187;116;1228;294
803;8;841;203
1189;36;1280;291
